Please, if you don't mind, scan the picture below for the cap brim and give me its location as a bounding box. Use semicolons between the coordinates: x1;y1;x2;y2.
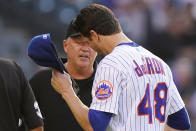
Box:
69;32;81;37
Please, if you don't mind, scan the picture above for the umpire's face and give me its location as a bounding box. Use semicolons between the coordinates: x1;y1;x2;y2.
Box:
63;36;97;69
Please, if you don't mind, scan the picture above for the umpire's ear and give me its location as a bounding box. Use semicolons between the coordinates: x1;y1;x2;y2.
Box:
63;39;68;53
89;30;99;42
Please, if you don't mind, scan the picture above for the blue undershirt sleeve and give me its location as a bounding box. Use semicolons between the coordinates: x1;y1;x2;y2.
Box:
167;107;191;130
88;109;112;131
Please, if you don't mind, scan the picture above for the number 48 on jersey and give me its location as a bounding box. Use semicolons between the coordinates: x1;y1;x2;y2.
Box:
137;82;168;124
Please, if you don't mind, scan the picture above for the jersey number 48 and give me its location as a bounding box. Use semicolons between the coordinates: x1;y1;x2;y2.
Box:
137;82;168;124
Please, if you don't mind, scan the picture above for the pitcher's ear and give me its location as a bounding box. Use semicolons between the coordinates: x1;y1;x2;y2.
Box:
89;30;99;41
63;40;68;53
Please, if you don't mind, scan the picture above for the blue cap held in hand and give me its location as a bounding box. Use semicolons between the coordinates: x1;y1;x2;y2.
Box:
27;33;65;74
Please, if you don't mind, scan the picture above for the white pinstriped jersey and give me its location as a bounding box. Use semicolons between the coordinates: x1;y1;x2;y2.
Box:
90;42;185;131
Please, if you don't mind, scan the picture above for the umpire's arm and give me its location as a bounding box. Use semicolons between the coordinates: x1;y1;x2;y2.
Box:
16;63;44;131
30;126;43;131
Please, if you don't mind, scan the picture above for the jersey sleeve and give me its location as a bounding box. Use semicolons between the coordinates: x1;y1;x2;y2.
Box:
88;109;112;131
166;65;185;116
167;107;191;130
90;64;126;115
16;64;43;129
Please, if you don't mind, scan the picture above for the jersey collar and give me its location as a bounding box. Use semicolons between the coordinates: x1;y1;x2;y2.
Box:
116;42;139;47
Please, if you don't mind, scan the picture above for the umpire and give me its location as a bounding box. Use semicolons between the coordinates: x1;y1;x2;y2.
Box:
0;58;43;131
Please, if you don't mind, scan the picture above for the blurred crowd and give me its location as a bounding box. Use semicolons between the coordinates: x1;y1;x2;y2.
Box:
0;0;196;130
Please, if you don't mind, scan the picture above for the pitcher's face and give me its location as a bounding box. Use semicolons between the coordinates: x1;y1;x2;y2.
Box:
81;35;105;56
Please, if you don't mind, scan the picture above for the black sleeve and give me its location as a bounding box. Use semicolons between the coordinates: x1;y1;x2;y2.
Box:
29;73;40;103
29;69;51;103
16;64;44;129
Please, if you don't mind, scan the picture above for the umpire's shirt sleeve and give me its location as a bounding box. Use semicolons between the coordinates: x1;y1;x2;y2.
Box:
17;64;43;129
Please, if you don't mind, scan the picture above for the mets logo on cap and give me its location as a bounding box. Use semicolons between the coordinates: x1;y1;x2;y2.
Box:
95;80;113;100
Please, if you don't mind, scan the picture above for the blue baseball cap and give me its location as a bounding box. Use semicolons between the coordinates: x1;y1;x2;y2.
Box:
27;33;65;74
